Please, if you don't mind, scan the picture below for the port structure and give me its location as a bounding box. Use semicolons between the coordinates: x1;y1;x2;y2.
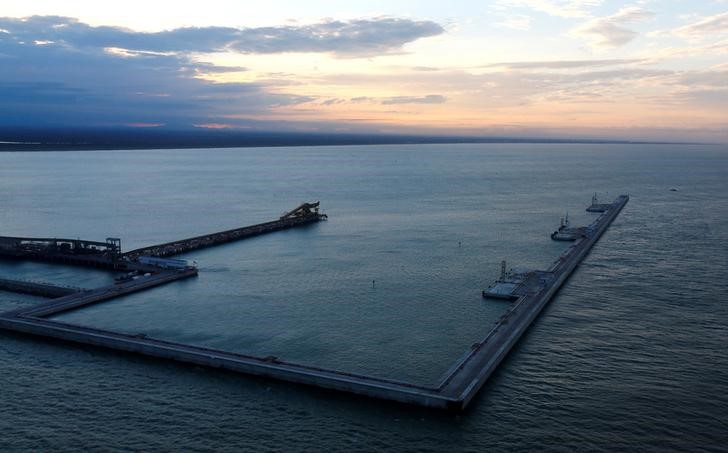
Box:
0;197;627;412
0;236;124;269
124;202;326;260
0;278;83;298
0;202;327;269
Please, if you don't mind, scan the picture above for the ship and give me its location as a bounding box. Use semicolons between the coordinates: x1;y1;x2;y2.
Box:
550;213;586;241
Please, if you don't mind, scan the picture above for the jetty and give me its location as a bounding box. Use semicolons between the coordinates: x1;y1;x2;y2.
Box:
0;202;326;269
123;202;326;259
0;278;82;298
0;196;627;411
0;236;124;269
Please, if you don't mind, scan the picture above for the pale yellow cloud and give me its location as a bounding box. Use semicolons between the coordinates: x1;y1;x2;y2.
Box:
495;0;603;18
571;6;655;48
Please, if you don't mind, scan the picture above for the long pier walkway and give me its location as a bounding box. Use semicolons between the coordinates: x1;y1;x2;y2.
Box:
123;202;326;259
445;194;629;407
0;278;82;298
0;197;627;411
1;268;198;319
0;202;327;268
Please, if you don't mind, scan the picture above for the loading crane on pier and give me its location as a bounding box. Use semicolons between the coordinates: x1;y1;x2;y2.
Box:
280;201;327;220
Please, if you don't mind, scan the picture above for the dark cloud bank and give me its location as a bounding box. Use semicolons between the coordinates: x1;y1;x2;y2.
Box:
0;15;443;56
0;15;443;129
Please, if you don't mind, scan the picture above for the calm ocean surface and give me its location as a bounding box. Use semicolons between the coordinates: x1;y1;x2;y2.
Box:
1;144;726;451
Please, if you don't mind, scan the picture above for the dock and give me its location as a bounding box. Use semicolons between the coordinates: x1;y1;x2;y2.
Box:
458;195;628;408
0;202;327;268
0;278;82;298
123;202;327;259
0;236;125;269
0;196;627;411
4;268;198;319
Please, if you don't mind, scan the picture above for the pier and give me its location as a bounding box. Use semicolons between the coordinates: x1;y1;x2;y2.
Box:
0;196;627;411
6;268;198;319
456;194;628;408
123;202;327;259
0;202;326;268
0;236;124;269
0;278;82;298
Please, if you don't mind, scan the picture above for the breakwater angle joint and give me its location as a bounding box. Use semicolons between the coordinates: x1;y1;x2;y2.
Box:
0;196;628;411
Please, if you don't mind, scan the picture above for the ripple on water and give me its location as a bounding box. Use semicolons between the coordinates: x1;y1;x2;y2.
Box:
1;143;727;451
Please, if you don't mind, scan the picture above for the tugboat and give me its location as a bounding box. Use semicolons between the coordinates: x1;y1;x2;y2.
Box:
551;213;582;241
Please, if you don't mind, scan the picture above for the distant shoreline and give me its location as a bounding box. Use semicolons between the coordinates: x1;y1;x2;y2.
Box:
0;130;704;152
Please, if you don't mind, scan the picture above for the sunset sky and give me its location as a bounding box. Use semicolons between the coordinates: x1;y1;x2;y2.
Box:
1;1;727;142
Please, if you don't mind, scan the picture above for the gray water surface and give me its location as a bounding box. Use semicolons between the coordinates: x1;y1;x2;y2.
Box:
1;144;727;451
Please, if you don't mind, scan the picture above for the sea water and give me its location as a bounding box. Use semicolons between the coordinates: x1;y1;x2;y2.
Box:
1;144;726;451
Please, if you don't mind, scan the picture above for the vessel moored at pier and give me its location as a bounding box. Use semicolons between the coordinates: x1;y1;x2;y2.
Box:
550;213;588;241
586;192;612;212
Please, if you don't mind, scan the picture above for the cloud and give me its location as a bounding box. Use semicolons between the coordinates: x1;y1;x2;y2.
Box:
485;58;645;69
311;66;675;111
320;98;346;106
572;6;654;48
497;15;533;30
495;0;603;18
0;15;444;58
125;122;165;128
228;18;444;57
672;69;728;88
193;123;238;129
672;12;728;38
381;95;447;105
678;89;728;108
0;14;445;128
324;95;447;105
0;18;315;127
710;38;728;52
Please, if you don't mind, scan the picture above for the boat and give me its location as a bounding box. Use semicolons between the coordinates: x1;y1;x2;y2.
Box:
586;192;611;212
550;213;583;241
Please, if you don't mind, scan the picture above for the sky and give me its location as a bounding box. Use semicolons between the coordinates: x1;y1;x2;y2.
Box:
1;1;727;142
